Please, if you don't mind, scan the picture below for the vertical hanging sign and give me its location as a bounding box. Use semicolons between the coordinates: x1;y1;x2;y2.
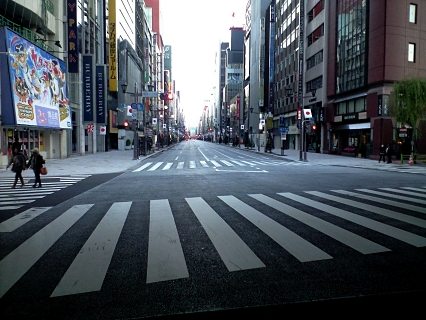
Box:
83;55;93;121
108;0;117;91
96;65;106;124
268;3;275;114
67;0;78;73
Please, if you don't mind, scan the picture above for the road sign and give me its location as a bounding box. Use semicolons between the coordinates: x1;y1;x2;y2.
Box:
142;91;158;98
131;103;137;109
279;127;289;132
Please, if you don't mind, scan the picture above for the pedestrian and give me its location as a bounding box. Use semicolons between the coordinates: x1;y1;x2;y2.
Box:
6;148;26;188
386;143;393;163
27;148;45;188
378;144;386;163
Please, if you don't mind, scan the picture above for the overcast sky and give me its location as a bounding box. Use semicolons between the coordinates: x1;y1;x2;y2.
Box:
161;0;247;127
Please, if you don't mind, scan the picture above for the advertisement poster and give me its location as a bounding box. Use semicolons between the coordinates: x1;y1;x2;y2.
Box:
6;29;71;129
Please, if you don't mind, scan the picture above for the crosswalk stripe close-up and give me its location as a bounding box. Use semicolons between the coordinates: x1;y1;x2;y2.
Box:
0;187;425;298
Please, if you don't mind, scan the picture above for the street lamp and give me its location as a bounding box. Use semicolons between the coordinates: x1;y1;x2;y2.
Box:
121;82;141;160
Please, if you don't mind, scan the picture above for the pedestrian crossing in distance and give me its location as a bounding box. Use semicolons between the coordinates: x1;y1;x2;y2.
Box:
0;175;90;211
132;159;308;172
1;186;425;298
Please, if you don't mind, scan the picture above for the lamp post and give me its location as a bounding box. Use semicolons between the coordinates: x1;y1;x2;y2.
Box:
121;82;141;160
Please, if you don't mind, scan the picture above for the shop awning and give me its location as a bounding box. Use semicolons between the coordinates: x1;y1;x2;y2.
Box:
331;122;371;130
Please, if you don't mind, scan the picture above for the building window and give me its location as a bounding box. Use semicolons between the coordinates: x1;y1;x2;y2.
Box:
408;43;416;62
409;4;417;23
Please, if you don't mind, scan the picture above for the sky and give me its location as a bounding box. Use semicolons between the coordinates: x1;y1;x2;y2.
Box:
160;0;247;128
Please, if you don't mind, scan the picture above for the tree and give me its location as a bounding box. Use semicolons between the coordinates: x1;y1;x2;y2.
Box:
392;77;426;142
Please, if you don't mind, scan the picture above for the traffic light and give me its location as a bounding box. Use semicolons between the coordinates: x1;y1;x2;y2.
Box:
165;92;173;100
312;124;317;131
117;120;129;130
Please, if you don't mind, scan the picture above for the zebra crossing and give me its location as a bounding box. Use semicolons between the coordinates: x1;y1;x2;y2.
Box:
0;186;425;298
0;175;90;211
132;159;309;172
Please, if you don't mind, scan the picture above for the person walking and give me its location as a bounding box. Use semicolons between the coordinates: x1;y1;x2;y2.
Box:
6;148;26;188
27;148;45;188
386;142;393;163
378;144;386;163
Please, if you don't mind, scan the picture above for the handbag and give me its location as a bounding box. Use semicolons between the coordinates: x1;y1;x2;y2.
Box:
40;167;48;175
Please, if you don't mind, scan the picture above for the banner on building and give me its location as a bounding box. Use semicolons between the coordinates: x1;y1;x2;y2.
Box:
96;65;106;124
108;0;117;91
1;28;71;128
83;55;93;122
67;0;78;73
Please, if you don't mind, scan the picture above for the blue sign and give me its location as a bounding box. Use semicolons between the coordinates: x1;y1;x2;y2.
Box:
137;103;144;111
279;127;289;132
131;103;137;109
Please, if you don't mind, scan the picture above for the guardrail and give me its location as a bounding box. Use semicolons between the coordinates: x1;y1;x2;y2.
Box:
400;153;426;164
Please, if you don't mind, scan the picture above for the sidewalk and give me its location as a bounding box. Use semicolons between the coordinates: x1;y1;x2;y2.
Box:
0;143;423;177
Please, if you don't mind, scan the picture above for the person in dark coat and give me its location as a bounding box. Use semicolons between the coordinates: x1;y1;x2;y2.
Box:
27;148;45;188
378;144;386;163
386;143;393;163
6;148;26;188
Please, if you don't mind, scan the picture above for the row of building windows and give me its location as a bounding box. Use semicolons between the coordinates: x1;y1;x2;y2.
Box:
335;97;366;116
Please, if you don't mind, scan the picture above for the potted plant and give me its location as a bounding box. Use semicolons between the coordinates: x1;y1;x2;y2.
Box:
125;139;131;150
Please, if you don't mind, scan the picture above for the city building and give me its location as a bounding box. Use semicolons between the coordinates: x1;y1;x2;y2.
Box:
325;0;426;158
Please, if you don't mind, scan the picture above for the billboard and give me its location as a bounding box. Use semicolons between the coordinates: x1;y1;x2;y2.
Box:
3;29;71;129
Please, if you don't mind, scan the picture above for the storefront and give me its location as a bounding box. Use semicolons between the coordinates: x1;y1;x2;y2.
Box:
0;28;71;167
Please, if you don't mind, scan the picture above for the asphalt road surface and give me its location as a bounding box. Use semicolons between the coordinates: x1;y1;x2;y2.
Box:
1;140;425;319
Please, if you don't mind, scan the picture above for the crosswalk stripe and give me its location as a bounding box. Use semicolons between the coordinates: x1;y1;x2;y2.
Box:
162;162;173;170
331;190;426;214
219;160;234;166
250;194;389;254
133;162;153;172
176;161;184;169
0;205;24;211
379;188;426;198
0;200;35;205
210;160;222;167
148;162;163;171
241;161;257;166
189;161;196;168
358;189;426;205
51;202;131;297
221;195;332;262
230;160;246;166
187;197;265;271
0;207;52;232
200;161;209;167
147;199;188;283
306;191;426;229
402;187;426;193
279;193;426;247
0;204;93;298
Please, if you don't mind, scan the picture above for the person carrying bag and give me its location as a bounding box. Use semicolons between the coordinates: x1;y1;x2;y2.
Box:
27;148;45;188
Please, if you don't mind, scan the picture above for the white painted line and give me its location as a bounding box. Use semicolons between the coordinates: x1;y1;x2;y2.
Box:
307;191;426;229
0;204;93;298
254;193;389;255
220;160;234;166
221;195;332;262
210;160;222;167
187;197;265;271
189;161;196;168
162;163;173;170
147;199;188;283
282;192;426;247
133;162;153;172
331;190;426;214
200;161;209;167
148;162;163;171
176;162;184;169
230;160;246;166
360;188;426;204
51;202;130;297
0;207;52;233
